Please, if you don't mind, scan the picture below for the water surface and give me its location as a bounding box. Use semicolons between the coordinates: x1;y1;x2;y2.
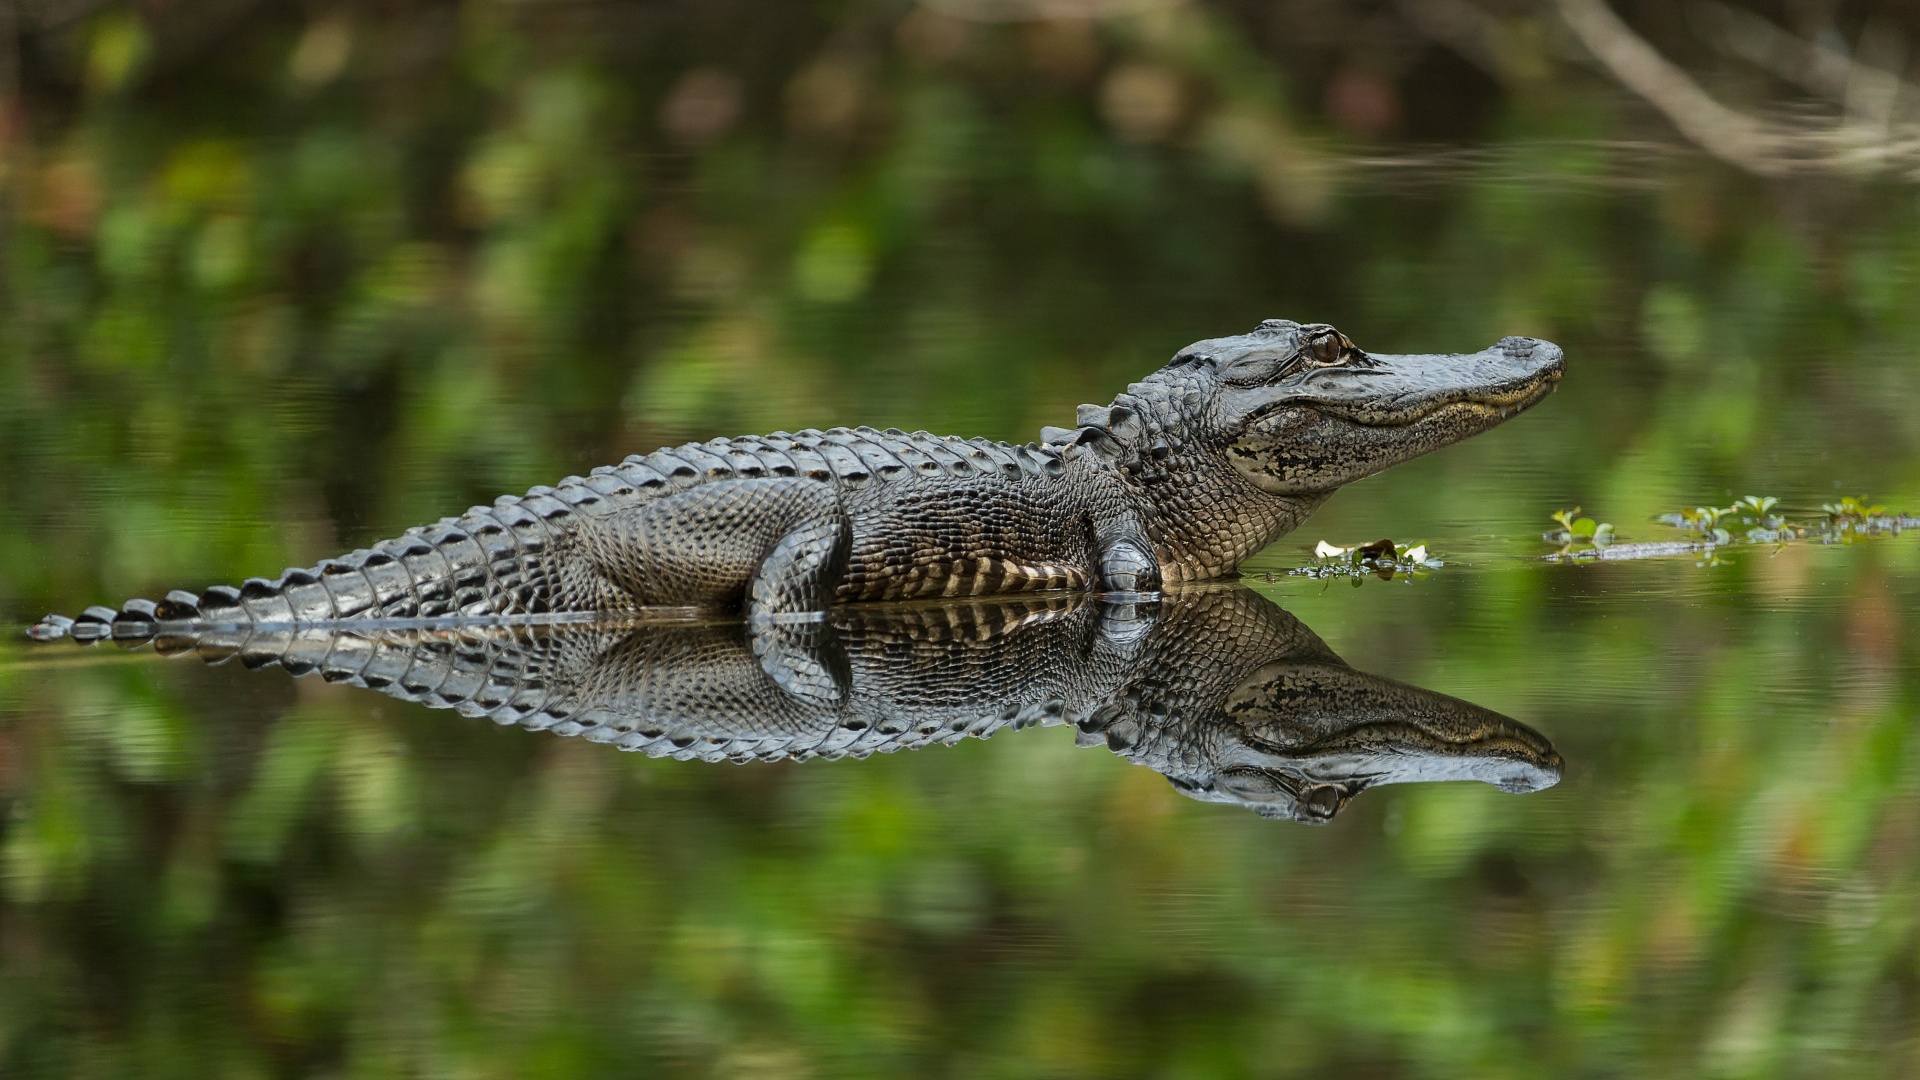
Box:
3;3;1920;1076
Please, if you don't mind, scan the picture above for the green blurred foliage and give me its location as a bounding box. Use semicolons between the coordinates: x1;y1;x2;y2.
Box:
2;0;1920;1076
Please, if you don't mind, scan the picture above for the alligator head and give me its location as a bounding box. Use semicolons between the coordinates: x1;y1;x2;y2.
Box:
1166;657;1563;823
1190;319;1564;494
1052;319;1564;581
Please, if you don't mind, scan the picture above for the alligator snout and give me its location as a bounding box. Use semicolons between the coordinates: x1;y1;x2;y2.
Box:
1466;336;1564;413
1494;335;1566;392
1264;335;1565;426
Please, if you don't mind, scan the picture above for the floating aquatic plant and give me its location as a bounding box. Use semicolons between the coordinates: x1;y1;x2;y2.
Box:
1654;504;1739;543
1544;507;1615;548
1548;494;1917;563
1822;495;1886;521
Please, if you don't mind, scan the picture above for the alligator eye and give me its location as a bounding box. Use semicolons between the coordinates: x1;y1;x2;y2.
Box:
1307;332;1343;365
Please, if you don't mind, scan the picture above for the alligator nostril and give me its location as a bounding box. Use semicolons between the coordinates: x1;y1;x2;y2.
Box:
1501;337;1536;360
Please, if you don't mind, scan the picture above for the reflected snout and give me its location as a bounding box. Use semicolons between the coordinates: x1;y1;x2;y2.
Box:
1474;748;1565;793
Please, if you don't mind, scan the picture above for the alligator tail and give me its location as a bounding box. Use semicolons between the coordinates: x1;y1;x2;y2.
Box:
27;465;664;644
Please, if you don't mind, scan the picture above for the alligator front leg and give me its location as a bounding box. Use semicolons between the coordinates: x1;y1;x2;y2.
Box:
566;478;852;618
1095;532;1162;594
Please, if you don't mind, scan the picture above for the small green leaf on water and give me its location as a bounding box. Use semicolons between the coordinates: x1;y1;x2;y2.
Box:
1572;518;1597;538
1833;496;1882;519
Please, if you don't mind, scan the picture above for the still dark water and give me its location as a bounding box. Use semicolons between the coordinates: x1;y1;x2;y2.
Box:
3;2;1920;1076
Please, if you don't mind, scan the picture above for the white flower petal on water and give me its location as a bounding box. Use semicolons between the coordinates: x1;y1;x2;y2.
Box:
1404;544;1427;564
1314;540;1346;559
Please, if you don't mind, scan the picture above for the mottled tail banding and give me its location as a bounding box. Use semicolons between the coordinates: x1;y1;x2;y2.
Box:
25;464;659;643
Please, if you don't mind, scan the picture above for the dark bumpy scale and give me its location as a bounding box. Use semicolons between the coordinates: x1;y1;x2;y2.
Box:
125;587;1563;823
30;320;1563;640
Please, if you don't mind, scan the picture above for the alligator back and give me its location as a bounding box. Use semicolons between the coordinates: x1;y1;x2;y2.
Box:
32;427;1069;642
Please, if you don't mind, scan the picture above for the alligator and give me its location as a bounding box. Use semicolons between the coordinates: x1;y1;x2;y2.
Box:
29;320;1562;641
128;586;1561;823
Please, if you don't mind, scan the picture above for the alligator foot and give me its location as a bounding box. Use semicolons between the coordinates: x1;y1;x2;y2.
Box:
1096;535;1162;593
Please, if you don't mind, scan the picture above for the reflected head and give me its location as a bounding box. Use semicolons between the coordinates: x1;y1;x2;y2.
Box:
1169;658;1564;824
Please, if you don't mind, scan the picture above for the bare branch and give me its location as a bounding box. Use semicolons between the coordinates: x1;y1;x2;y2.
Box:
1555;0;1791;175
1689;0;1910;126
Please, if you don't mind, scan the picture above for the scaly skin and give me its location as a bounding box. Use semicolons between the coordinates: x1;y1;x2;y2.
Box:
30;320;1563;641
129;586;1561;823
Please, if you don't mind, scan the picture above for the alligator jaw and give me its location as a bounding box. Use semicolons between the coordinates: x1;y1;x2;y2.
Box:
1245;385;1557;432
1367;387;1557;430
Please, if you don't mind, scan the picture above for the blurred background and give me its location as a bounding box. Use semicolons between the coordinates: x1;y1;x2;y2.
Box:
2;0;1920;1076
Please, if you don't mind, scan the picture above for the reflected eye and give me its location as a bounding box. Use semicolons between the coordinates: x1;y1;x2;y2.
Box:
1295;784;1346;822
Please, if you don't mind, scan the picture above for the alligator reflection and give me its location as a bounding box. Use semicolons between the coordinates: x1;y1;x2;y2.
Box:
141;587;1560;823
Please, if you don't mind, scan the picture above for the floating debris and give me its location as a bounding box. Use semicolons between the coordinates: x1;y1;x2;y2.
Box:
1276;539;1442;583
